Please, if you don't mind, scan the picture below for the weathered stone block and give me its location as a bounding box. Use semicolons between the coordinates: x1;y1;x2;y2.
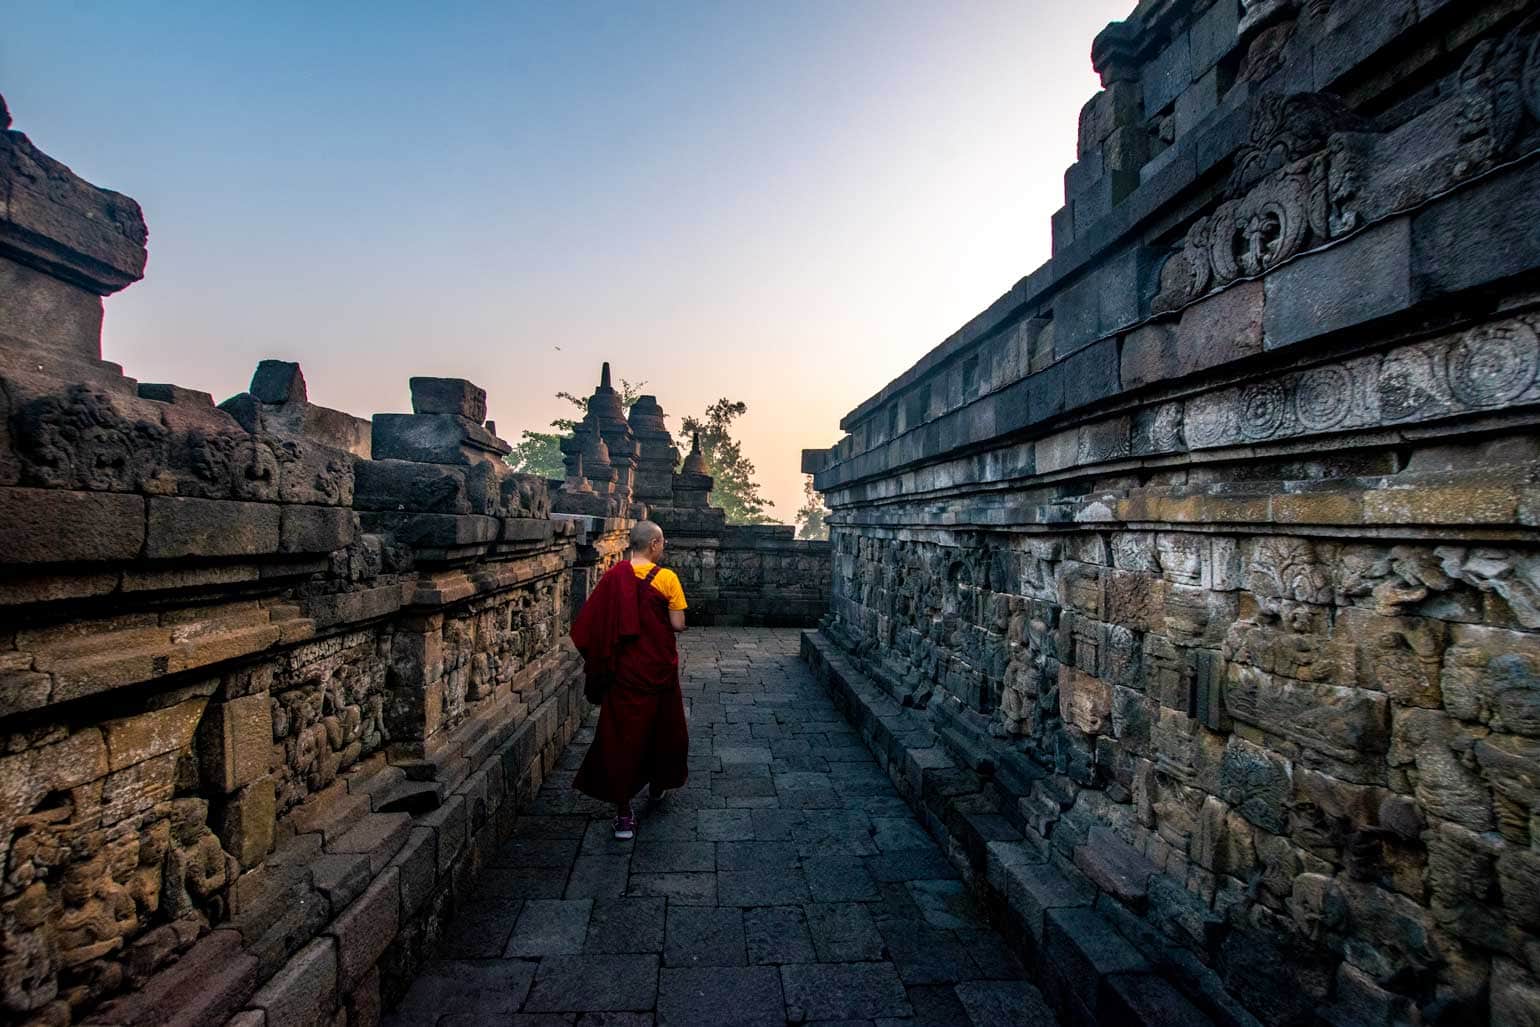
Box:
1189;0;1240;73
1078;81;1141;156
1063;337;1120;411
1174;66;1221;135
409;377;487;421
249;360;306;404
1074;826;1155;907
276;439;354;506
279;504;355;554
216;775;276;868
1492;957;1540;1027
247;935;337;1027
1052;204;1075;254
1218;736;1289;834
1142;31;1192;115
1104;970;1214;1027
146;497;281;559
1043;906;1151;1017
1120;322;1177;391
1175;280;1263;374
1;128;149;294
327;866;400;993
1391;708;1494;833
370;413;509;466
102;696;207;771
198;692;274;793
0;487;145;564
358;511;499;548
1338;608;1445;709
392;826;439;919
0;259;107;362
1263;218;1411;350
994;364;1064;435
1412;160;1540;301
90;929;256;1027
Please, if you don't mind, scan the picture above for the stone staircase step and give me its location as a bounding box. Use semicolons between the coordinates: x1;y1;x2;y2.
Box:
1073;825;1157;910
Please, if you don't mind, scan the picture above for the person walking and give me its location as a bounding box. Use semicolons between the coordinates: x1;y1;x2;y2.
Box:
570;520;690;839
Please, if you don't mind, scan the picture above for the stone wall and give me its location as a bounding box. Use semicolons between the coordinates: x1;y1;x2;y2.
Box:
804;3;1540;1025
0;103;594;1027
666;526;832;627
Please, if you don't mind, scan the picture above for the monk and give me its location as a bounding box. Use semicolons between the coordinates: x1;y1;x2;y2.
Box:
570;520;689;839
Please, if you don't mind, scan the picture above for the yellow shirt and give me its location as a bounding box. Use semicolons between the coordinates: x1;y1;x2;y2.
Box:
631;560;688;611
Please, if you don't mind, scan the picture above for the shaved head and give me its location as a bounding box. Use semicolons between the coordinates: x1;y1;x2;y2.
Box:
629;520;663;551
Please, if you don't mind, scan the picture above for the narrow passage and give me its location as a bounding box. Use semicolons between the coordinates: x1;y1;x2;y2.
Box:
386;627;1058;1026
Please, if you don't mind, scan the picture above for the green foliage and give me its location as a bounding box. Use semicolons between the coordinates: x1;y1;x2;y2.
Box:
795;475;829;540
507;380;645;479
681;398;775;525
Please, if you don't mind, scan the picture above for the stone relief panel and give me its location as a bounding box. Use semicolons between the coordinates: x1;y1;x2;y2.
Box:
0;705;239;1025
827;518;1540;1017
270;630;389;819
1182;315;1540;449
4;377;354;507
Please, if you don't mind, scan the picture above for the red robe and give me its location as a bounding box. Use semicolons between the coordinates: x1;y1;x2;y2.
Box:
571;560;689;804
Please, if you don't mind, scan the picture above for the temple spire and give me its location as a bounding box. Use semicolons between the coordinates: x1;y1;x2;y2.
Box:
600;361;612;390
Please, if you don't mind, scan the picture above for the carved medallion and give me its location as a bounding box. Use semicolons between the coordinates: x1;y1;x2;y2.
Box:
1186;393;1237;448
1239;382;1289;440
1446;320;1539;407
1294;365;1352;430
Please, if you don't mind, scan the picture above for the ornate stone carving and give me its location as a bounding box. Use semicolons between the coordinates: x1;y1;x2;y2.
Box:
1456;25;1530;178
1229;94;1362;196
1154;94;1362;315
1446;320;1540;407
1249;537;1333;612
13;387;169;492
1178;317;1540;449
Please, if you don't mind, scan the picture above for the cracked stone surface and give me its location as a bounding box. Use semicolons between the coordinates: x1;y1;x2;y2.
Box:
385;628;1057;1026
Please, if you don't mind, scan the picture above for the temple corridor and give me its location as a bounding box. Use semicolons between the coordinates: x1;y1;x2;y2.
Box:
385;628;1056;1027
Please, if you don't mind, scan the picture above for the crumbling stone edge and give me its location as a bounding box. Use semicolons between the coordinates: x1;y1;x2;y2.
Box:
802;628;1261;1027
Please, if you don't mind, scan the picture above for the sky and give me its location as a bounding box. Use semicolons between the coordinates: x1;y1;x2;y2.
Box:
4;0;1132;519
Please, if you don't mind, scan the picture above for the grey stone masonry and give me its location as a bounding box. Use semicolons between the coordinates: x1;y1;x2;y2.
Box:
802;3;1540;1026
386;628;1059;1026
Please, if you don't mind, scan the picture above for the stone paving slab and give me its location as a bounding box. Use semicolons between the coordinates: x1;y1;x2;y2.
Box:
385;628;1057;1027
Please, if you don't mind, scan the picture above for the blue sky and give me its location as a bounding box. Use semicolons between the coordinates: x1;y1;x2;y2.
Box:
5;0;1132;515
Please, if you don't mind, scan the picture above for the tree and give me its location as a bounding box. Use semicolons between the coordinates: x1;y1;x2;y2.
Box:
507;379;646;478
681;399;775;525
795;475;829;540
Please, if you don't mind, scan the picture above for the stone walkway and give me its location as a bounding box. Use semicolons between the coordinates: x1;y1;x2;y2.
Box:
385;628;1057;1027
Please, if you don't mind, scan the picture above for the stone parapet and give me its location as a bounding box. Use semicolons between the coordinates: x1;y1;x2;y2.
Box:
0;95;595;1027
665;525;831;627
806;4;1540;1025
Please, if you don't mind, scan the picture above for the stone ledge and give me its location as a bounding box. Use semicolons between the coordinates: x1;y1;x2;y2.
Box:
816;157;1540;496
801;627;1228;1027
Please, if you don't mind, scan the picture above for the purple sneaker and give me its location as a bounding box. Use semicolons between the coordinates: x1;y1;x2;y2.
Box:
613;813;637;840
